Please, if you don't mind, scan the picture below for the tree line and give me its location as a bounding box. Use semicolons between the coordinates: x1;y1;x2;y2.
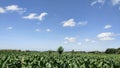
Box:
105;48;120;54
0;46;120;54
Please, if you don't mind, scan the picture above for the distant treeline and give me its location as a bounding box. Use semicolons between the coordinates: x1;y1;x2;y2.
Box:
105;48;120;54
0;47;120;54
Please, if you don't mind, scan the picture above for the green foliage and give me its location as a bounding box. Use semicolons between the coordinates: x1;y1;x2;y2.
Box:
105;48;120;54
0;50;120;68
57;46;64;54
105;48;116;54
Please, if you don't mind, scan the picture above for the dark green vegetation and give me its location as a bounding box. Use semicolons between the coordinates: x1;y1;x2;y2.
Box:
105;48;120;54
57;46;64;54
0;49;120;68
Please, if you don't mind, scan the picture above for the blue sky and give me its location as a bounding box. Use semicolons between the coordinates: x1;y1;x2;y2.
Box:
0;0;120;51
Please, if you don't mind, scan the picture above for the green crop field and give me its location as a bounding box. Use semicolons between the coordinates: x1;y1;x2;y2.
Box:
0;51;120;68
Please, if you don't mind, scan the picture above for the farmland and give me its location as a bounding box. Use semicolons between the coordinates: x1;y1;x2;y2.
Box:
0;50;120;68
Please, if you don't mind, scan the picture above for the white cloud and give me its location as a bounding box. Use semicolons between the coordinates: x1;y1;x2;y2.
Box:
38;12;48;21
0;5;26;14
111;0;120;5
91;0;105;6
64;41;68;44
5;5;26;13
97;32;115;40
64;37;77;43
35;28;51;32
77;42;82;45
63;19;76;27
91;1;97;6
6;5;22;11
91;40;96;43
91;0;120;10
7;26;13;30
85;38;91;42
104;25;112;29
85;38;96;43
78;21;88;26
62;18;88;27
23;13;37;20
23;12;48;21
0;7;5;13
111;0;120;10
35;29;41;32
46;29;51;32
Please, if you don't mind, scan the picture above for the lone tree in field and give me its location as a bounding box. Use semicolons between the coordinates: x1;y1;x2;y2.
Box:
72;49;75;54
57;46;64;54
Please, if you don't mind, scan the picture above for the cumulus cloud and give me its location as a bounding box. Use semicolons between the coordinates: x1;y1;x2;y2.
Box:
38;12;48;21
78;21;88;26
85;38;96;43
91;0;105;6
0;5;26;14
97;32;115;40
35;29;41;32
64;41;68;44
63;19;76;27
62;18;88;27
23;13;37;20
23;12;48;21
5;5;25;12
46;29;51;32
91;0;120;10
35;28;51;32
77;42;82;45
104;25;112;29
0;7;5;13
111;0;120;5
7;26;13;30
64;37;77;43
111;0;120;10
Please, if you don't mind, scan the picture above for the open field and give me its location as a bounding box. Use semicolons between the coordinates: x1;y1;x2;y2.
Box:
1;0;120;68
0;51;120;68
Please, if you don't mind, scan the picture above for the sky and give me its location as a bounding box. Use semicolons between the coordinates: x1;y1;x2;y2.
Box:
0;0;120;51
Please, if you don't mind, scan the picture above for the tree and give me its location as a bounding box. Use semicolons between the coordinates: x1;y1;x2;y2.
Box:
48;50;52;55
71;49;75;54
116;48;120;54
105;48;117;54
57;46;64;54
